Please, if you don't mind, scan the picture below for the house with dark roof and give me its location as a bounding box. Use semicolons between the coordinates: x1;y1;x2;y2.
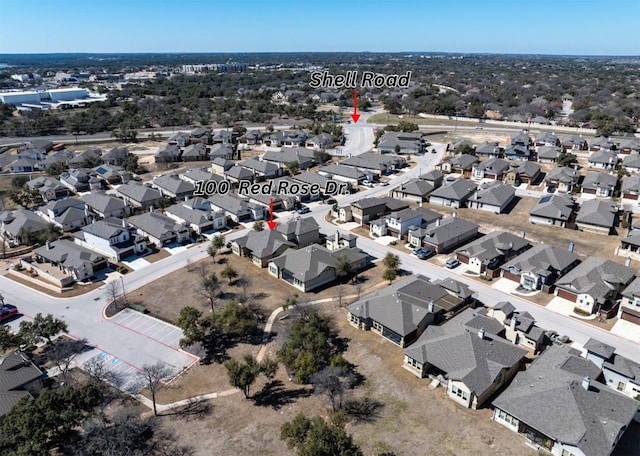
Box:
318;163;365;185
75;218;146;261
181;143;209;162
191;126;212;145
232;229;296;268
377;131;424;154
404;307;526;409
239;158;280;180
209;143;235;160
390;178;434;203
471;157;510;181
167;132;189;148
620;138;640;155
590;136;618;152
485;303;545;353
474;141;501;158
491;345;637;456
207;194;265;223
155;144;181;163
340;152;406;177
116;183;163;210
504;162;541;186
536;145;562;163
620;175;640;207
456;231;531;278
370;207;442;239
152;174;195;200
420;169;444;188
68;149;102;169
348;197;409;225
305;132;334;150
179;168;220;186
575;200;618;234
544;167;581;193
347;275;466;347
428;178;477;208
622;154;640;174
224;165;255;184
0;352;44;420
534;132;560;148
211;129;232;145
80;192;129;219
561;135;588;151
128;212;191;248
101;147;130;166
500;244;581;292
583;337;640;398
263;147;315;171
467;181;515;214
438;154;478;176
60;168;102;193
210;158;235;176
238;130;263;146
268;243;368;292
31;239;108;285
92;164;132;185
580;172;616;199
618;277;640;326
26;176;69;201
529;194;575;227
554;257;636;315
37;197;89;232
410;217;479;254
326;230;357;252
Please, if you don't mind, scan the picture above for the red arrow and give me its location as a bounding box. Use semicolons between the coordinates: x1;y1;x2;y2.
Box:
351;90;360;123
267;197;277;230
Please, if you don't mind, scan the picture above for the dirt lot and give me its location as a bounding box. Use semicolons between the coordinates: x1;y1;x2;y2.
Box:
154;307;539;456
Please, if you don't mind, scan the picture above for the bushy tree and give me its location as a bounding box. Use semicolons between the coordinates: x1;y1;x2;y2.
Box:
382;252;401;272
18;313;68;345
281;413;363;456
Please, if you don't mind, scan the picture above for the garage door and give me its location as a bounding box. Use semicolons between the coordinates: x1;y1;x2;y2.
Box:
457;254;469;264
502;271;520;282
557;288;577;302
621;308;640;325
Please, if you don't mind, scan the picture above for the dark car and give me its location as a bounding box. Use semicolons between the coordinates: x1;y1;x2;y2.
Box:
413;247;435;260
325;198;337;205
0;305;18;323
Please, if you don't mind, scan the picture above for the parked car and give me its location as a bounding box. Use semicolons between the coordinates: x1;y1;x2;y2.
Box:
445;258;460;269
297;205;311;214
326;198;337;205
379;181;389;187
431;148;437;153
362;180;375;188
413;247;435;260
0;304;19;323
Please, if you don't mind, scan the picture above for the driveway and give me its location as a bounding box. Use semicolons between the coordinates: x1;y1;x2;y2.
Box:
122;256;151;271
611;319;640;344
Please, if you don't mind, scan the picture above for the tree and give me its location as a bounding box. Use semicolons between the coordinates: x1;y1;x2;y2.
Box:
285;161;300;175
46;338;88;383
557;152;578;167
334;255;354;283
0;325;23;352
0;383;103;456
382;252;401;272
45;162;67;177
177;306;207;348
221;265;238;284
382;267;397;284
313;149;332;165
225;354;260;399
137;362;172;416
310;366;355;412
237;274;251;302
197;272;220;314
104;280;122;307
212;301;258;338
260;357;279;380
453;143;475;155
208;233;226;262
121;155;140;173
18;313;68;346
253;220;265;232
280;413;363;456
334;286;346;308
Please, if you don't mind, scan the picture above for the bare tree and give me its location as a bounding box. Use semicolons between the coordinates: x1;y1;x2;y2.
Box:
104;280;122;308
334;286;345;308
196;272;220;313
355;282;364;301
137;362;173;416
310;366;356;412
84;356;125;389
237;274;251;303
47;338;88;383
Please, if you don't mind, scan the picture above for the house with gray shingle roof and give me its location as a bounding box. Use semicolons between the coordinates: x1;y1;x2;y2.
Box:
75;218;147;261
209;143;235;160
484;303;545;353
340;152;406;176
390;178;434;203
0;352;44;420
412;217;479;254
474;141;501;158
428;178;477;208
128;212;191;248
268;244;368;292
263;147;314;170
500;244;581;291
239;158;280;180
534;131;560;148
544;167;580;193
224;165;254;184
348;197;409;225
492;344;637;456
583;337;640;398
232;229;296;268
554;257;636;315
80;192;129;219
238;129;263;146
536;145;562;163
207;194;265;223
575;200;618;234
60;168;102;193
92;164;132;185
468;181;515;214
347;275;466;347
561;135;588;151
152;174;195;199
305;132;334;150
618;277;640;327
620;175;640;206
590;136;618;152
620;138;640;154
26;176;69;201
503;161;541;185
370;207;442;239
116;182;163;210
32;239;108;284
438;154;478;176
167;132;189;148
317;163;365;185
179;167;221;186
472;157;510;181
404;307;526;409
101;147;130;166
588;150;618;170
37;197;89;232
155;144;181;163
68;149;102;169
455;231;532;277
377;131;424;154
164;201;225;234
529;194;575;227
0;209;52;246
622;153;640;174
181;143;209;162
580;172;616;198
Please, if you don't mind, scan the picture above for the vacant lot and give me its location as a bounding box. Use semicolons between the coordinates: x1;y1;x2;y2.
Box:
155;307;538;456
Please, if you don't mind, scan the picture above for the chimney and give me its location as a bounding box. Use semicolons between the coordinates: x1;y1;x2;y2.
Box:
582;376;591;391
84;206;90;217
435;219;440;227
334;231;340;243
568;242;574;253
428;300;434;313
453;211;457;218
510;316;517;330
478;327;485;339
122;217;127;228
46;240;51;250
625;256;632;267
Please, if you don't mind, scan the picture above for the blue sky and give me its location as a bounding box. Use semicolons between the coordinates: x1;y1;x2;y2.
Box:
0;0;638;55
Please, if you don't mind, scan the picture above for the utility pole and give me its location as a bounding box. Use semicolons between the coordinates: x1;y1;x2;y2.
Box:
120;276;128;306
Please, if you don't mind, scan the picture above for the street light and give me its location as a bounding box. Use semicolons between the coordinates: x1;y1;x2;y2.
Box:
120;276;128;306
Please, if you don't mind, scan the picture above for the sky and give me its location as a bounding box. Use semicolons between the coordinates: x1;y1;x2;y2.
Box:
0;0;638;55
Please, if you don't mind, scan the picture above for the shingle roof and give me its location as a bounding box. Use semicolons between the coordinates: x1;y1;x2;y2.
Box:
420;217;479;245
117;183;163;205
468;182;515;207
318;164;365;180
234;229;295;258
81;218;129;240
537;145;562;159
583;338;616;359
581;172;617;191
405;308;526;395
575;200;617;228
153;175;195;196
80;192;127;214
622;154;640;169
128;212;188;240
3;210;50;236
492;345;637;456
530;194;574;220
589;150;618;165
0;352;43;393
445;154;478;169
544;167;580;184
555;257;636;303
34;239;105;271
501;244;580;278
394;178;434;197
429;179;477;201
456;231;531;263
621;175;640;193
473;157;510;174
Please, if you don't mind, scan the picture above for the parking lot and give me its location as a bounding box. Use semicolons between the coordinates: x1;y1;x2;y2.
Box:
109;308;185;350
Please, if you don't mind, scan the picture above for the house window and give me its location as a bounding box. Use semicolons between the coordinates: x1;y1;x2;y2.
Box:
496;409;519;427
451;385;469;401
562;449;577;456
372;321;383;332
406;357;422;370
634;298;640;308
349;313;360;324
617;381;625;391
